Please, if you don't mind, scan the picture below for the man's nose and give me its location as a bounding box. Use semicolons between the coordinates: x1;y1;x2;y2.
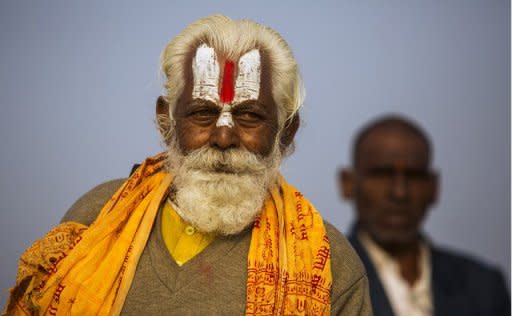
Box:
390;173;408;201
209;125;240;150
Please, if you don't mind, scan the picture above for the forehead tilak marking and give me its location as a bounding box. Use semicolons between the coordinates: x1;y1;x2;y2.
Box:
191;44;220;103
191;44;262;128
192;45;262;105
219;61;235;103
233;49;261;104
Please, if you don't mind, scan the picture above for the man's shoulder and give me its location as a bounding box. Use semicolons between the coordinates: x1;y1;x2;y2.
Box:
60;178;127;226
431;244;510;312
431;244;506;283
323;221;367;293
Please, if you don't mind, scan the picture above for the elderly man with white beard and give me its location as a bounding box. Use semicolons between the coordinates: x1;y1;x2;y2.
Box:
4;15;371;315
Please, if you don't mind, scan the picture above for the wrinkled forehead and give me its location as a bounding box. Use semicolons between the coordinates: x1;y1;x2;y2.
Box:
187;43;269;106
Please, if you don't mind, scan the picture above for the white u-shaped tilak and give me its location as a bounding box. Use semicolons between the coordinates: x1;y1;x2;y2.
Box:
191;45;261;129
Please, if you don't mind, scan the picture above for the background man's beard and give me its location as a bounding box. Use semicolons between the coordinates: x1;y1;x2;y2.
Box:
166;136;282;235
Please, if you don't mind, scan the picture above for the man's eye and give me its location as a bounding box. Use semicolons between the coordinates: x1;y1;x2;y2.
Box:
186;108;219;125
234;111;263;122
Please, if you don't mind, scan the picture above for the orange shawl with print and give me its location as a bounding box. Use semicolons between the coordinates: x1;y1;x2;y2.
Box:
4;153;332;315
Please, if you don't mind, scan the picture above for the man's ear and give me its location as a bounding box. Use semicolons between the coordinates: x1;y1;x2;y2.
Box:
156;96;171;145
427;171;440;206
280;113;300;148
156;96;169;117
339;168;355;200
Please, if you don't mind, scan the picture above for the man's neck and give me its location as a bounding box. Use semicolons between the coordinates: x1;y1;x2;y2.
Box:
360;231;423;286
393;245;421;286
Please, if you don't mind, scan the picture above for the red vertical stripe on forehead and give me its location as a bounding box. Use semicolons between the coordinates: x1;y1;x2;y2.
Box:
220;61;235;103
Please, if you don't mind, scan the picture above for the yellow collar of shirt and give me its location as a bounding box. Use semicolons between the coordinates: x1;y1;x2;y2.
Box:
161;199;216;266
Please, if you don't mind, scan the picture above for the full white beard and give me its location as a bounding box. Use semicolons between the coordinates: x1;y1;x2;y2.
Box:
166;137;282;235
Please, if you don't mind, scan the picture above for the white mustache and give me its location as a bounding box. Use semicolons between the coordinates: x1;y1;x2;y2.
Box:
178;146;270;174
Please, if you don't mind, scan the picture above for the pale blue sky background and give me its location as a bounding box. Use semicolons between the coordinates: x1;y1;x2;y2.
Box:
0;0;509;304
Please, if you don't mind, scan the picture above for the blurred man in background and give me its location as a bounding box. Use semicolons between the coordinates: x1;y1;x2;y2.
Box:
339;115;509;316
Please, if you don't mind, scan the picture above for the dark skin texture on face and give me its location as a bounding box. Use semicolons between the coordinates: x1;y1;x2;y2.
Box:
157;48;299;158
340;126;438;285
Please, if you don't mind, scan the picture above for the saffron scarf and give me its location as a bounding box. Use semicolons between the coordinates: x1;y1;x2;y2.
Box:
4;153;332;315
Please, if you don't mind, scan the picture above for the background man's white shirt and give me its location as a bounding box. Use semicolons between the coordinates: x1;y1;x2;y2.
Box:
359;232;433;316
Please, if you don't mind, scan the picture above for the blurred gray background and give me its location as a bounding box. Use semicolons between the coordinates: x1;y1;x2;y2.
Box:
0;0;509;305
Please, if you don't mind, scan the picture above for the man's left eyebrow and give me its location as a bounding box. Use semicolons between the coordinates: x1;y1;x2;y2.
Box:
231;101;261;110
189;98;217;107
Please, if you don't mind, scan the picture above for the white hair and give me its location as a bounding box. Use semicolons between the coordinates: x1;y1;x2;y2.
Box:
160;15;304;130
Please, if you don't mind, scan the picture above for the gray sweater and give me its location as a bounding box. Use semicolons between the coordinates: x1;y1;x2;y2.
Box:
62;179;372;315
